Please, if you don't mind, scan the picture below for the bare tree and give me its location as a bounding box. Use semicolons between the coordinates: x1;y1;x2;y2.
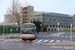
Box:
7;0;22;25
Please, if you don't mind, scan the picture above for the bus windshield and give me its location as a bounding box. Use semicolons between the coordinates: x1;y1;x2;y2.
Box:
21;27;35;34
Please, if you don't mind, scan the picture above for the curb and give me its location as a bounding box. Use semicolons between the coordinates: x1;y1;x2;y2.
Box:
41;43;75;46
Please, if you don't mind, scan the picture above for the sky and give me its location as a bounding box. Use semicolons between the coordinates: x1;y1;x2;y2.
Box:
0;0;75;23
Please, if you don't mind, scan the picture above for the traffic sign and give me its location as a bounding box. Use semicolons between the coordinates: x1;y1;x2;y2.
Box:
57;22;59;25
16;28;18;31
40;24;42;26
10;28;12;31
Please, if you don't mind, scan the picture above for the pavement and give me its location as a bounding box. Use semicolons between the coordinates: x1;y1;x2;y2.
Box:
0;33;20;40
41;41;75;46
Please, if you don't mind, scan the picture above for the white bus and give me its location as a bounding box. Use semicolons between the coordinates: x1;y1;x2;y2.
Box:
20;23;36;40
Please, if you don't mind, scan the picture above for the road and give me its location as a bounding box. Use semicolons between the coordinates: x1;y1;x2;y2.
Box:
0;32;75;50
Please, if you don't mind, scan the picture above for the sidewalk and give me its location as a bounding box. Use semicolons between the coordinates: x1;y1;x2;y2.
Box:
41;41;75;46
0;33;20;40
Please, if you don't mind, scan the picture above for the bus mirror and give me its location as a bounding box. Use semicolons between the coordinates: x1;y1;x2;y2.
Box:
35;27;36;29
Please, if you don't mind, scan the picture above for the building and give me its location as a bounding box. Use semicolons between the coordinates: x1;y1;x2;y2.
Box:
29;12;42;22
20;5;34;23
42;12;74;31
20;5;75;31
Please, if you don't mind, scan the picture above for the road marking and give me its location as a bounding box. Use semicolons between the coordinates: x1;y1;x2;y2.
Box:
43;40;49;42
63;40;66;42
65;36;68;37
69;36;71;37
49;40;54;42
34;39;38;41
61;35;64;37
36;39;43;43
56;40;60;42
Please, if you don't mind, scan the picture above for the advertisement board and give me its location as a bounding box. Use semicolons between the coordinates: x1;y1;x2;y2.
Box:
20;7;22;15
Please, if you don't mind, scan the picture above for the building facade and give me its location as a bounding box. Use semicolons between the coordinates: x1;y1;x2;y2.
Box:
29;12;42;22
42;12;74;31
20;5;34;23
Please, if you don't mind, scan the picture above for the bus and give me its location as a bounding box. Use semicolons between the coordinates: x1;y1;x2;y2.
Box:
20;23;36;40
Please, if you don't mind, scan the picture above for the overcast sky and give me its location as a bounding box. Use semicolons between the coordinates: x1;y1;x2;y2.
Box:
0;0;75;23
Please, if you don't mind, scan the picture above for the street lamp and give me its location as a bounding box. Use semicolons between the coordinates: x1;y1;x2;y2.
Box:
3;22;4;38
46;18;49;36
40;24;42;31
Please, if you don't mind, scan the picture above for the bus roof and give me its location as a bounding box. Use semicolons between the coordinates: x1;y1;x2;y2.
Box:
24;23;35;25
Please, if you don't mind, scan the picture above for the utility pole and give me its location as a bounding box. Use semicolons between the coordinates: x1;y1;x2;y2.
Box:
70;23;72;43
3;22;4;38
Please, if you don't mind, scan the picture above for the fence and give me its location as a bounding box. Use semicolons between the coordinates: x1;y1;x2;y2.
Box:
0;25;20;34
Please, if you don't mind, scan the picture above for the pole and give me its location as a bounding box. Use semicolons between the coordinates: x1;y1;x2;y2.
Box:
70;23;72;43
3;22;4;38
57;22;59;36
47;19;49;36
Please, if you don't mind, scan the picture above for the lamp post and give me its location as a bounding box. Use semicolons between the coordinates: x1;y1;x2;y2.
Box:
57;22;59;32
57;22;59;36
70;23;72;43
40;24;42;31
3;22;4;38
46;19;49;36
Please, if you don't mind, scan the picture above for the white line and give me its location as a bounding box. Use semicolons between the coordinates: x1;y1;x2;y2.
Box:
34;39;38;41
65;36;68;37
43;40;49;42
56;40;60;42
49;40;54;42
69;36;71;37
61;35;64;37
36;39;43;43
63;40;66;42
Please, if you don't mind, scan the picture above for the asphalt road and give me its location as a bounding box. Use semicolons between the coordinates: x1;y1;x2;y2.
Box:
0;32;75;50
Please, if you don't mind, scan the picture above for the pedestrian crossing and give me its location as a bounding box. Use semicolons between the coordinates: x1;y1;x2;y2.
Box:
0;39;69;43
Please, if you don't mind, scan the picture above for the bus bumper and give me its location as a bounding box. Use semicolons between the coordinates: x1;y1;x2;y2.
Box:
20;37;35;39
